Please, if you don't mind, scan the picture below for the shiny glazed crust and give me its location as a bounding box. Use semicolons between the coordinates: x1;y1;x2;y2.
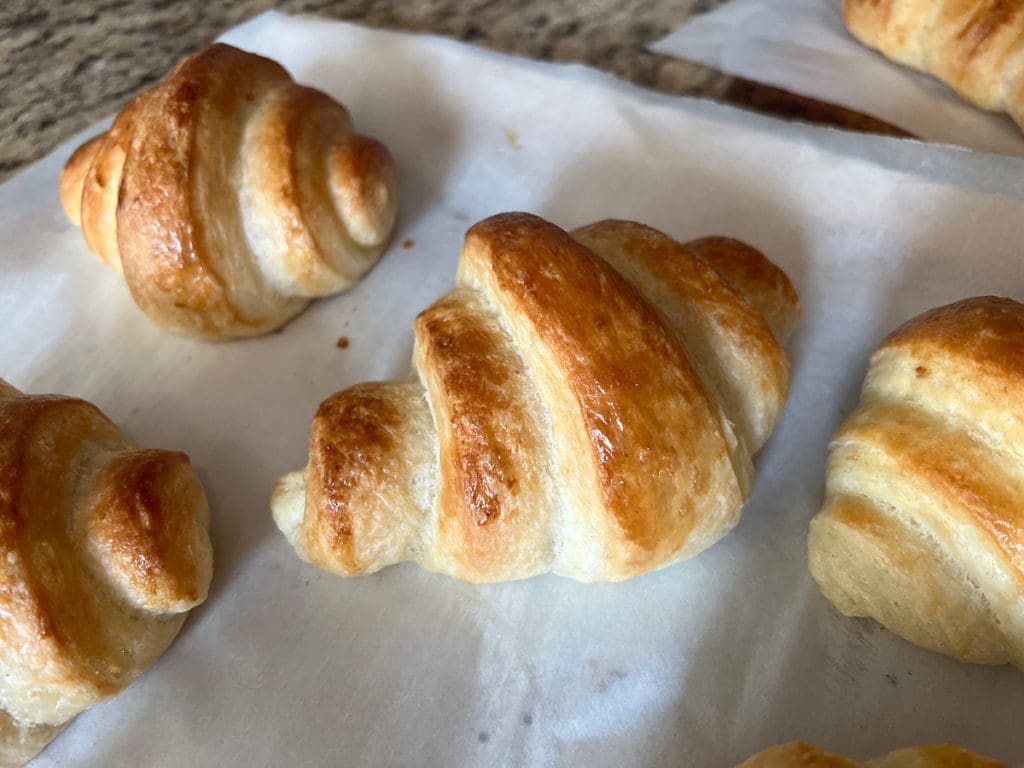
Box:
0;380;212;765
843;0;1024;128
272;212;799;582
738;741;1008;767
809;297;1024;669
59;43;397;339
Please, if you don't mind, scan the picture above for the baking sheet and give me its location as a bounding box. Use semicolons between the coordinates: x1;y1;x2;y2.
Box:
649;0;1024;159
3;10;1023;766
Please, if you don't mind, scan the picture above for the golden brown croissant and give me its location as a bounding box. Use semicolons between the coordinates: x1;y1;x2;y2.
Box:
809;297;1024;669
59;43;397;339
0;379;213;765
738;741;1008;767
272;212;798;582
843;0;1024;129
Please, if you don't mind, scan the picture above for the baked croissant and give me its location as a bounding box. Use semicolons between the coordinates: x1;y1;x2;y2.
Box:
272;212;799;582
59;43;397;339
808;297;1024;669
738;741;1008;767
844;0;1024;130
0;380;213;766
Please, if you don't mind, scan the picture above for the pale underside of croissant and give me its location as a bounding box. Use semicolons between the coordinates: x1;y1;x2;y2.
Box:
272;212;799;583
59;43;398;339
737;741;1009;768
0;380;212;766
844;0;1024;130
809;297;1024;670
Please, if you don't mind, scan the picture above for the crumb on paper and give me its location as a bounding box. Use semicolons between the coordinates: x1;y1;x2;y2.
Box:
402;238;415;248
504;129;521;149
336;336;350;349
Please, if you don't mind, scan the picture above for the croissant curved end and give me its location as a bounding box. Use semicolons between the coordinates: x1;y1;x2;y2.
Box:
82;448;213;614
59;134;104;227
329;134;398;249
271;470;307;554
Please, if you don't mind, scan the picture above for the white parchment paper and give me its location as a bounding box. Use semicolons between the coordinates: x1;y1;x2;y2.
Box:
650;0;1024;158
2;11;1023;766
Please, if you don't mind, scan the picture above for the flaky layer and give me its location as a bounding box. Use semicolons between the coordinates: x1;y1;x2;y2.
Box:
273;212;798;582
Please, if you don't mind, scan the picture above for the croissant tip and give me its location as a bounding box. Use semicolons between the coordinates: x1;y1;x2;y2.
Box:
59;132;107;228
271;469;308;549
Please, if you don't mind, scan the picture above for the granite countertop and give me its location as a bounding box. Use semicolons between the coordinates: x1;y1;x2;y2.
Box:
0;0;900;180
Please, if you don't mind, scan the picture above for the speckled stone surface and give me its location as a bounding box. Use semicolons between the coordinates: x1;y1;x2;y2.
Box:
0;0;900;181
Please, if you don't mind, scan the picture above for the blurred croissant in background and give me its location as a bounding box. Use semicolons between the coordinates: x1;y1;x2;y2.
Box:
738;741;1009;767
844;0;1024;132
60;43;397;339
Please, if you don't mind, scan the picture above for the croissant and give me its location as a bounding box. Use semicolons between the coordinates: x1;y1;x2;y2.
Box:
272;212;799;582
808;297;1024;669
843;0;1024;130
59;43;397;339
0;380;212;765
738;741;1008;767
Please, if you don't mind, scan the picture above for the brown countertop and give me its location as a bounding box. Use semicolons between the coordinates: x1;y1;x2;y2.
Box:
0;0;901;181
